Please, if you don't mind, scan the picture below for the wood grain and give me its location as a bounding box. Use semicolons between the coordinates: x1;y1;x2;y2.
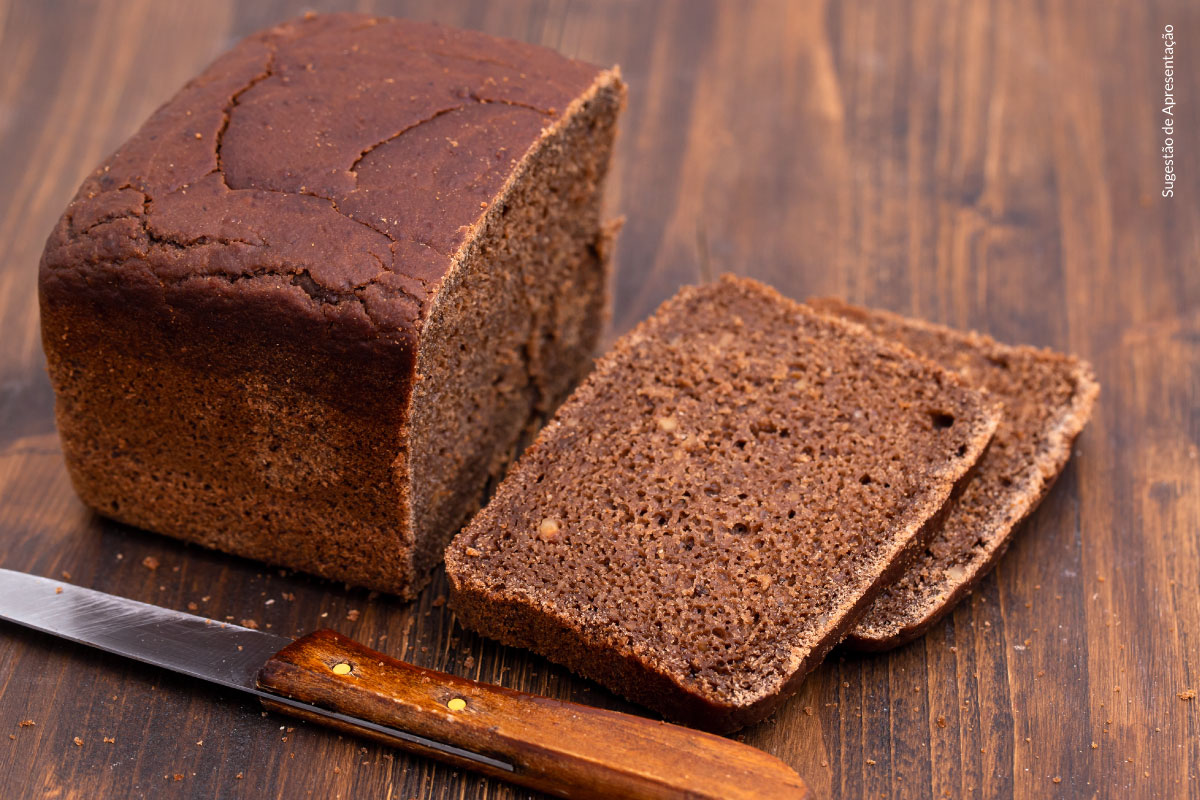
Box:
256;630;808;799
0;1;1196;798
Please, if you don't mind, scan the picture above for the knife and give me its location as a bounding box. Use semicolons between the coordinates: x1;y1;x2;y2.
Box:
0;568;807;799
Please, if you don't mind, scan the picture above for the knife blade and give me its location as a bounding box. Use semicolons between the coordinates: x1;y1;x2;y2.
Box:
0;568;808;799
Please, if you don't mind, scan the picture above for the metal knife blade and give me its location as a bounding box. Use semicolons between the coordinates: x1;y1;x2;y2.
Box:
0;567;512;772
0;567;291;688
0;568;811;799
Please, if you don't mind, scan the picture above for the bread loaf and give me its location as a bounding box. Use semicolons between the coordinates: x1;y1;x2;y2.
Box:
38;13;625;597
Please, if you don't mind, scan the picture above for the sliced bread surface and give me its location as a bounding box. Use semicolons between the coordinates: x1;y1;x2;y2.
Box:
808;298;1099;650
446;276;1000;732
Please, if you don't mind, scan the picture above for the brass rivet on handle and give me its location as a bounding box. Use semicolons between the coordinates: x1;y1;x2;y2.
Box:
447;697;467;712
331;662;352;675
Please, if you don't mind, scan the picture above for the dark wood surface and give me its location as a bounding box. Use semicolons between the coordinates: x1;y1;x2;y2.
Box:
0;1;1196;798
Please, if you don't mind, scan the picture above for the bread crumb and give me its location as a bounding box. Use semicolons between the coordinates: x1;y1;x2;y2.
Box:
174;774;183;781
196;740;203;746
73;737;83;746
1052;777;1061;784
803;706;813;716
241;619;259;629
1091;742;1098;749
464;655;476;669
866;759;876;766
187;602;198;611
1178;688;1196;700
346;609;360;622
936;716;947;728
55;587;63;594
432;595;446;608
103;737;115;744
142;556;160;571
538;518;562;543
19;720;34;727
465;547;481;557
235;773;243;780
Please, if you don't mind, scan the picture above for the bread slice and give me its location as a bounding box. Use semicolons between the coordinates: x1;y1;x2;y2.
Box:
446;276;1000;732
808;298;1099;650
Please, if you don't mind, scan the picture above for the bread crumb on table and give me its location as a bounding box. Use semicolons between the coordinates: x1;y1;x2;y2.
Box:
18;720;34;727
103;737;115;744
142;556;159;571
346;609;360;622
241;619;259;629
1178;688;1196;700
73;737;83;746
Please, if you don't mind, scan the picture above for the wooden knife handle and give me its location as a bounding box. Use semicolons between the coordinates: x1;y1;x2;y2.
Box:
256;629;808;800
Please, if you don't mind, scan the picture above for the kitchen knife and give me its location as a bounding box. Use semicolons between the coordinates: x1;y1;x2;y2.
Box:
0;568;808;799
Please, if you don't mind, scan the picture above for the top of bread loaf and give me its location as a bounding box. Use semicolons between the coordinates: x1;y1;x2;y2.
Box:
40;12;611;344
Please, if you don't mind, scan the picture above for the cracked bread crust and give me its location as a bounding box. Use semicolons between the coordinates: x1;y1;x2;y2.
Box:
39;13;623;596
41;12;602;334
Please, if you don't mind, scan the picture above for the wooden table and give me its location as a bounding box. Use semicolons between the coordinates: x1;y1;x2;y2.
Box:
0;1;1196;798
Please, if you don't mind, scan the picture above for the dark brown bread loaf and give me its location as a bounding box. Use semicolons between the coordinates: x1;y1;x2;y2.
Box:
446;276;1000;732
38;13;625;597
808;299;1099;650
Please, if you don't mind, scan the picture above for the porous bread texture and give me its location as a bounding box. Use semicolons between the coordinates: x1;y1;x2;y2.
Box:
808;298;1099;650
446;276;1001;732
38;13;625;597
407;74;623;581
